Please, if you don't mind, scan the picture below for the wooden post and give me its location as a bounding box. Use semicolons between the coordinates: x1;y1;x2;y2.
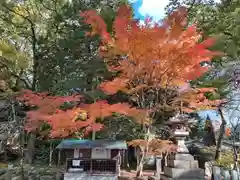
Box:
122;150;125;168
91;131;96;140
65;158;69;172
155;155;162;178
90;160;92;174
49;142;53;166
117;151;121;176
125;149;130;169
116;160;120;176
57;149;61;167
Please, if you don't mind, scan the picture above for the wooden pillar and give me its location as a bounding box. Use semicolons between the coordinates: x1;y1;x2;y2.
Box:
125;149;130;169
116;151;121;176
90;160;92;174
155;155;162;178
122;150;125;168
164;153;168;167
57;149;61;167
115;159;121;176
49;142;53;166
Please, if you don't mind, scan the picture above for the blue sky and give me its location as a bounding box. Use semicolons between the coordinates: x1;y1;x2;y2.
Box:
128;0;227;124
128;0;221;21
129;0;169;21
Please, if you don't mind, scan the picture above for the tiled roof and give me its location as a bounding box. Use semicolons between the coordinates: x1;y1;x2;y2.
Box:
56;139;127;149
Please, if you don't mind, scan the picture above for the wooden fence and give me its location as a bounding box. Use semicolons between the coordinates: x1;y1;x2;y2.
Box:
212;166;240;180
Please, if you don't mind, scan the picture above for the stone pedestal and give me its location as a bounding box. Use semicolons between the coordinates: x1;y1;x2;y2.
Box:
160;136;204;180
160;153;204;180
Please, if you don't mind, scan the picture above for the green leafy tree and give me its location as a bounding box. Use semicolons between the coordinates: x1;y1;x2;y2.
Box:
0;40;31;90
0;0;128;93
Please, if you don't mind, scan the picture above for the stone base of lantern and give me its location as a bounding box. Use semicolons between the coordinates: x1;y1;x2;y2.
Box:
160;154;204;180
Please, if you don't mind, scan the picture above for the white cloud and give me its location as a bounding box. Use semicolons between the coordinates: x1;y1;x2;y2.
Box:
137;0;221;23
138;0;169;21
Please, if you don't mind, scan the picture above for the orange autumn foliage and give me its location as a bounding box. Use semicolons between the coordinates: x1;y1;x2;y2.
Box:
81;100;147;124
38;108;92;138
80;5;222;96
173;88;223;112
16;89;81;133
17;89;81;114
225;127;231;137
128;139;177;155
17;90;146;138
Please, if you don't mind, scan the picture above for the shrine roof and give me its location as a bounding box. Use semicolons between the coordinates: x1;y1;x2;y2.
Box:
56;139;127;150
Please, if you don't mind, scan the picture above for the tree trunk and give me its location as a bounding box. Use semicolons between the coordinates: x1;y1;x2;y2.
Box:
49;142;53;166
215;108;227;160
30;21;39;91
25;133;36;164
92;131;96;140
231;135;239;171
136;155;144;177
233;146;239;170
19;128;25;180
164;153;168;167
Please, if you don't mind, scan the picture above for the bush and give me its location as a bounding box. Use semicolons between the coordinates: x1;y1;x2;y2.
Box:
215;151;240;169
35;144;50;164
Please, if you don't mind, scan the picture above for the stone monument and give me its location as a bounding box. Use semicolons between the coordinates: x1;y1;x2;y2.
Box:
160;114;205;180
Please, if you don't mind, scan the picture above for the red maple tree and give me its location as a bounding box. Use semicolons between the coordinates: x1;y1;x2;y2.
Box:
80;4;224;115
128;139;177;156
45;100;146;138
17;90;145;138
16;89;81;134
81;5;222;96
80;5;224;177
15;5;224;176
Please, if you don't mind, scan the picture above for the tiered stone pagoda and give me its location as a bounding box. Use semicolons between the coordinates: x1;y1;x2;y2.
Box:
160;114;204;180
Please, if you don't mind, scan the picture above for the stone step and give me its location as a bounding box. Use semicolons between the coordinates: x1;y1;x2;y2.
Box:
163;167;204;179
64;173;118;180
160;174;205;180
168;154;194;161
167;160;199;169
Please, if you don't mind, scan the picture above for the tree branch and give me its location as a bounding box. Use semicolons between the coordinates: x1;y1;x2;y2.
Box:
0;58;32;89
2;3;38;90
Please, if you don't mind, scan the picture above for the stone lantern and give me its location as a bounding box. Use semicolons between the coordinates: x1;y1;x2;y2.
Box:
166;114;196;153
160;114;205;180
